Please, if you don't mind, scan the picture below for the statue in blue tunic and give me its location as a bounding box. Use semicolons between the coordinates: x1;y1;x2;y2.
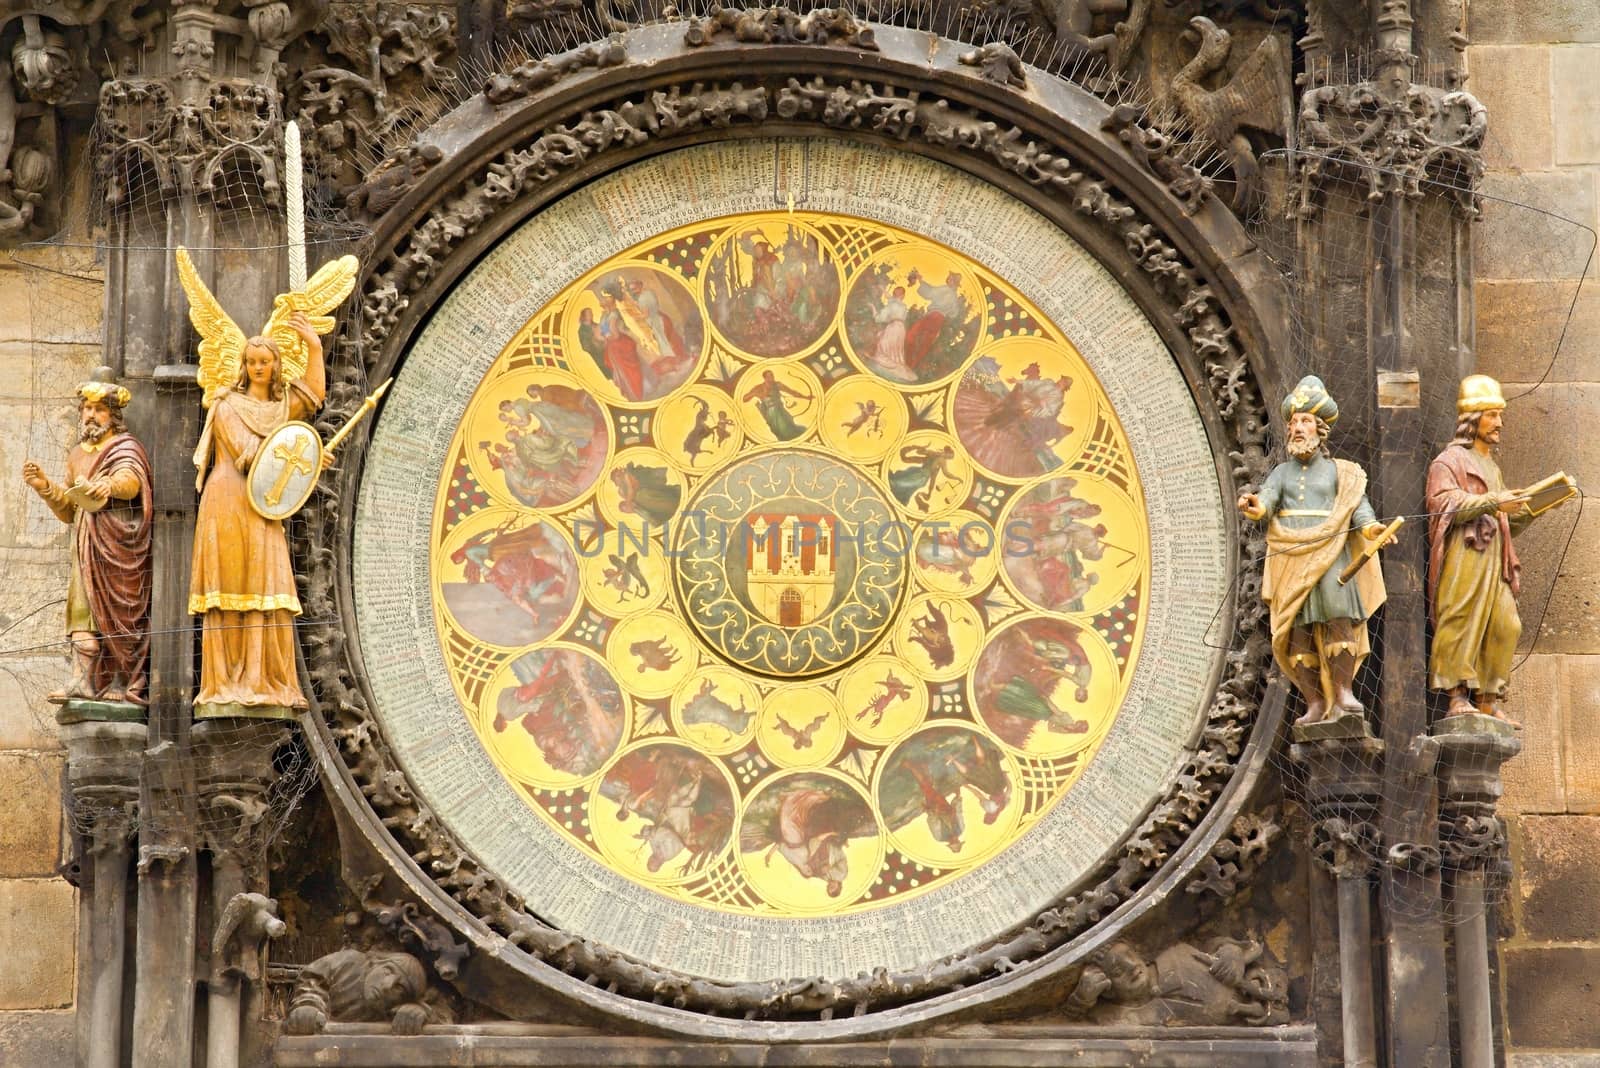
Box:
1237;377;1390;727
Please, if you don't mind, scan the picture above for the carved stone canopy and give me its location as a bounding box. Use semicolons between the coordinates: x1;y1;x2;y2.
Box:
296;17;1290;1038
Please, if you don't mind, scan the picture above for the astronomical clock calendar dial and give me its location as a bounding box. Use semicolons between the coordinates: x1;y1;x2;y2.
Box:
355;140;1227;981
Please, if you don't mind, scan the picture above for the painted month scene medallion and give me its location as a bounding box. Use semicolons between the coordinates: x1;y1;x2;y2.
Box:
422;206;1153;920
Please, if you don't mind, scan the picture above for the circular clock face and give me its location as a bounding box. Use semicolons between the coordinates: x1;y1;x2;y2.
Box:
355;139;1228;982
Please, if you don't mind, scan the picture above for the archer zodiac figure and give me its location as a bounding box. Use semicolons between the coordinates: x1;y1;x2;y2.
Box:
177;248;358;719
1237;377;1393;728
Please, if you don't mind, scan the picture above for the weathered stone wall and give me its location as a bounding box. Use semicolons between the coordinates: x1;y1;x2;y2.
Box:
1469;2;1600;1063
0;157;103;1057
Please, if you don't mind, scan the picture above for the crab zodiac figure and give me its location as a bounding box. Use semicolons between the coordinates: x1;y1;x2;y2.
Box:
176;248;357;719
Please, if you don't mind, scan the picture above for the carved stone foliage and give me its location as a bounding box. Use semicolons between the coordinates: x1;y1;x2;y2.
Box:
1101;104;1214;215
481;33;626;107
1188;807;1281;899
1296;82;1486;218
1064;938;1289;1026
285;3;459;209
1311;815;1379;879
294;34;1276;1020
682;6;878;49
358;875;470;982
98;78;281;208
1440;813;1507;874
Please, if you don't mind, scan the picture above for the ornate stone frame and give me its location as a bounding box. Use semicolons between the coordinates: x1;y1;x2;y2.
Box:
294;18;1289;1037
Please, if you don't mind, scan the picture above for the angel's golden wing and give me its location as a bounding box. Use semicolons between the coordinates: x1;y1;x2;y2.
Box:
174;247;248;408
260;254;360;383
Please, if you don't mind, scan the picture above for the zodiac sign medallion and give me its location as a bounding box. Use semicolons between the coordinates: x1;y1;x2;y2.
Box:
427;210;1152;918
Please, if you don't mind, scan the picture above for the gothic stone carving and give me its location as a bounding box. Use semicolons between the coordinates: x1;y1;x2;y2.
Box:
1171;15;1292;211
98;78;281;207
1064;938;1289;1026
1311;815;1379;879
482;34;627;107
1296;81;1486;218
284;949;435;1036
297;28;1276;1022
1187;807;1281;899
1387;840;1443;877
288;4;458;206
959;41;1027;88
211;892;286;986
1100;104;1215;216
1440;814;1506;873
361;876;470;982
683;6;879;50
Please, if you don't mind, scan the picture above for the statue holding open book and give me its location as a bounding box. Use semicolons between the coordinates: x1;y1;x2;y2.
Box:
1427;375;1575;725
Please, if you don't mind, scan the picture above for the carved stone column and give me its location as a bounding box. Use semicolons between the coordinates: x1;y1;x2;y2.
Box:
1294;1;1487;1060
62;721;144;1068
1435;715;1520;1068
1292;733;1384;1068
91;0;318;1058
194;720;295;1068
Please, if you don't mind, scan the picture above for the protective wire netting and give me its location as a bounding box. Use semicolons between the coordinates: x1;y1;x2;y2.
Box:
1;4;1587;971
6;4;1230;868
1231;120;1592;933
12;72;373;858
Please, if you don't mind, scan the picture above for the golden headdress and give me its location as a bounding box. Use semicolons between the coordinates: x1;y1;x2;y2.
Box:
78;366;132;408
174;247;359;408
1456;374;1506;414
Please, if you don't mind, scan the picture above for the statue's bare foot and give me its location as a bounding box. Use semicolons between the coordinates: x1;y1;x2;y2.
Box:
101;688;126;704
51;673;94;702
1294;696;1328;727
1334;693;1364;716
1446;692;1476;718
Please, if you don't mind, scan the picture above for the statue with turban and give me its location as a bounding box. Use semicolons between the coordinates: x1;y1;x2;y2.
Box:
1237;376;1390;727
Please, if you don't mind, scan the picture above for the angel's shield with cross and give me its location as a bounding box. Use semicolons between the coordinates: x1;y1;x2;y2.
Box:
246;421;324;522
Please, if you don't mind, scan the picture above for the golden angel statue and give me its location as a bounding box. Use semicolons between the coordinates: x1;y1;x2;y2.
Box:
176;247;358;719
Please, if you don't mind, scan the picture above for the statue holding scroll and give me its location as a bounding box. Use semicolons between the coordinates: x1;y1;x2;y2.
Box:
176;249;357;719
1237;377;1392;727
21;368;152;708
1427;375;1574;723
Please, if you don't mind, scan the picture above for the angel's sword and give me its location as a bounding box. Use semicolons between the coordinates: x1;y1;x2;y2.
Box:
285;119;306;291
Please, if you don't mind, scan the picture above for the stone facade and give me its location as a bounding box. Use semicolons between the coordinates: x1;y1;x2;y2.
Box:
1468;6;1600;1063
0;0;1593;1063
0;222;101;1027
